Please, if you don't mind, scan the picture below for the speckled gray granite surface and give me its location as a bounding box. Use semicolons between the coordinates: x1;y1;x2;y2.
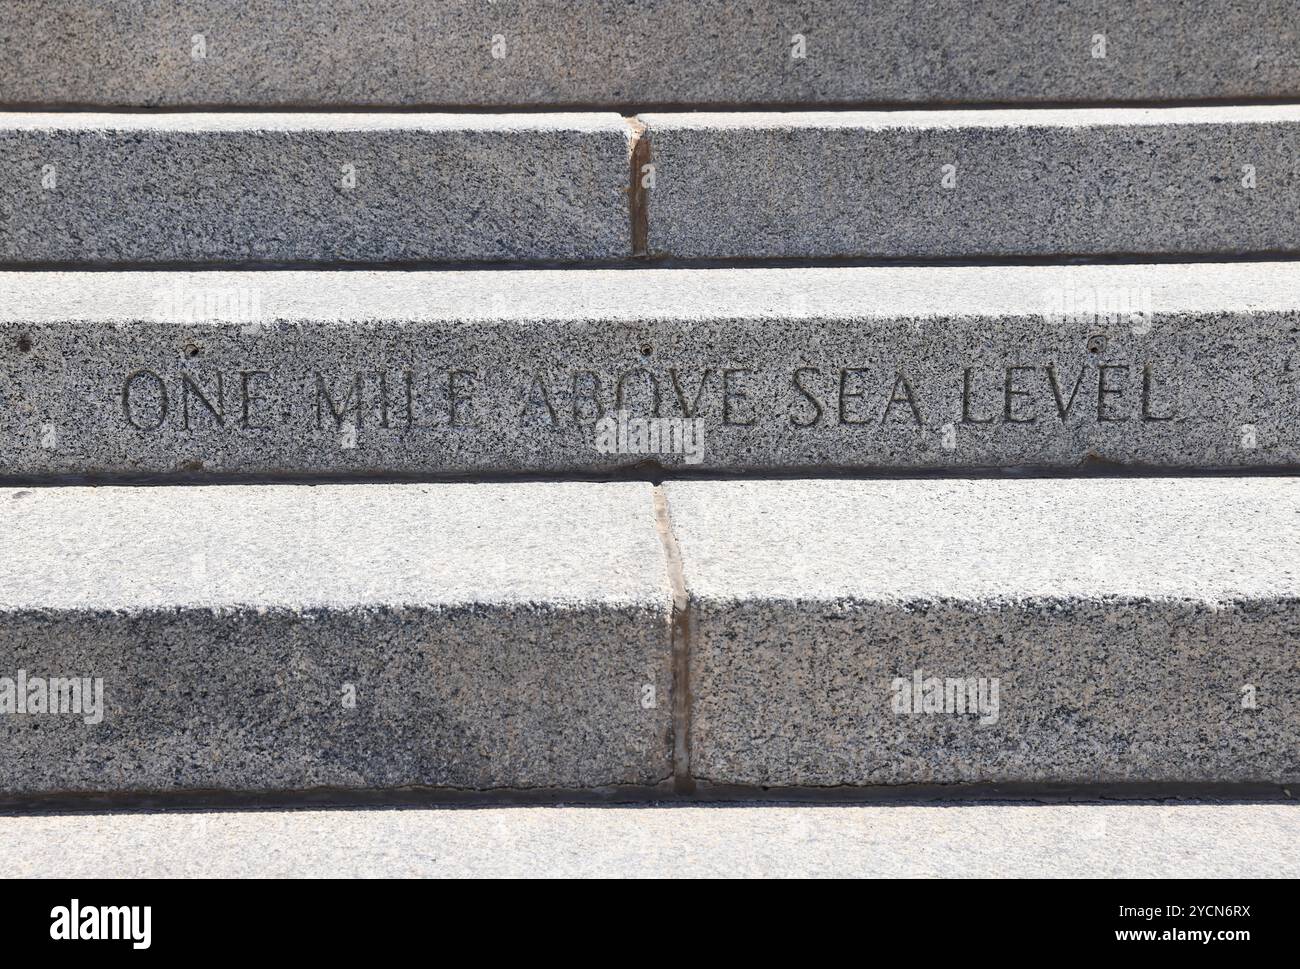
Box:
2;476;1298;797
3;264;1300;478
4;805;1298;878
1;1;1297;107
0;113;632;264
640;107;1300;259
664;477;1300;787
0;483;674;794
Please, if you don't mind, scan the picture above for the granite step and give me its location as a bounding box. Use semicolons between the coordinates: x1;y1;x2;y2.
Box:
0;482;675;798
662;477;1300;792
2;263;1299;479
1;477;1297;802
638;106;1300;260
2;1;1296;108
0;113;634;265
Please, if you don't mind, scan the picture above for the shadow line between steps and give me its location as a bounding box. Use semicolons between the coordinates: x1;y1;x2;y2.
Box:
0;781;1294;815
8;95;1300;114
4;463;1300;489
8;251;1300;273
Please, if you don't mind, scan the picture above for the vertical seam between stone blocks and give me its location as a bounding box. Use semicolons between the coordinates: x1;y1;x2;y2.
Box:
652;484;694;793
624;116;651;257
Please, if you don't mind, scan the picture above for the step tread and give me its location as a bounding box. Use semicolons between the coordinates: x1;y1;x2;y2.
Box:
640;104;1300;129
0;111;627;132
3;262;1298;320
0;482;668;610
3;804;1296;878
663;477;1300;602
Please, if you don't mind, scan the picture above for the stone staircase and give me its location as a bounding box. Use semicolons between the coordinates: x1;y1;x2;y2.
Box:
1;1;1297;804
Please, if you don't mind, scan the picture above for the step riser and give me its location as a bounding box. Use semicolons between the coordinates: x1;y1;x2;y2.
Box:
3;267;1299;477
641;108;1300;259
0;607;672;794
3;1;1297;107
0;115;632;265
690;600;1299;786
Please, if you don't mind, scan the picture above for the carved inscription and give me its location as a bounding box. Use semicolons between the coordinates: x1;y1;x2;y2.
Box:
118;362;1179;435
121;369;481;432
